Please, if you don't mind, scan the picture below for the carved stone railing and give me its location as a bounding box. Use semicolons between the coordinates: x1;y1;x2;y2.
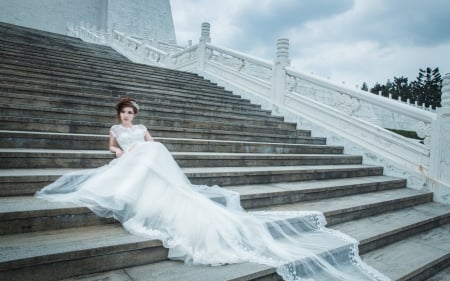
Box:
170;45;199;70
172;23;449;203
110;30;170;66
67;22;181;67
284;69;435;147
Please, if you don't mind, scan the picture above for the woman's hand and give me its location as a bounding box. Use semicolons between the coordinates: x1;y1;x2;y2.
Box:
115;149;123;158
109;133;123;158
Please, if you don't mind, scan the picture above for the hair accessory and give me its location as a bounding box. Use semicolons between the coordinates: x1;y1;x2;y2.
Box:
131;101;140;111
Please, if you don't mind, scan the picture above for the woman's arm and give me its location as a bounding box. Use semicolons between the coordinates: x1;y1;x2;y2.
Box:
144;130;154;142
109;133;123;158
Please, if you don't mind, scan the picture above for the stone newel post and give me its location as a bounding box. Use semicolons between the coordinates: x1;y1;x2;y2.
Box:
430;72;450;204
197;22;211;71
271;38;290;107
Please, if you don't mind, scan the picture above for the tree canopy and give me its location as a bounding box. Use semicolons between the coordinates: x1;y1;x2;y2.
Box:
361;67;442;109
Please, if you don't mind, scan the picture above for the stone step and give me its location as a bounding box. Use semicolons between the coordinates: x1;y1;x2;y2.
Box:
0;24;128;62
1;112;303;140
362;224;450;281
2;101;292;130
231;176;406;209
0;176;405;234
0;46;223;88
0;97;304;137
0;37;211;82
0;211;378;281
57;201;450;281
332;202;450;254
0;87;274;119
4;187;436;281
0;225;168;281
0;118;323;144
0;149;361;169
0;130;340;153
59;260;276;281
425;267;450;281
256;188;433;226
0;63;242;101
0;83;267;115
0;165;384;196
0;74;254;108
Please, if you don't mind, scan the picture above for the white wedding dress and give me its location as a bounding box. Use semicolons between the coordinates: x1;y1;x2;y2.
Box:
36;124;390;281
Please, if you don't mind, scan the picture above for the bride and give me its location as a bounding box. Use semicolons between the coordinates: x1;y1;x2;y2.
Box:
36;97;389;281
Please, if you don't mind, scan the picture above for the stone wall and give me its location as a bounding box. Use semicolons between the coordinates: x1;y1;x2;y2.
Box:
0;0;176;43
107;0;176;43
0;0;107;34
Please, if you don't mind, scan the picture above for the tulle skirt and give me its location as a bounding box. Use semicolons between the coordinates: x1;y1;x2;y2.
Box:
36;142;390;281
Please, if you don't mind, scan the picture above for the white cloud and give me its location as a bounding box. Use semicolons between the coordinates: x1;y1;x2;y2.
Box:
170;0;450;89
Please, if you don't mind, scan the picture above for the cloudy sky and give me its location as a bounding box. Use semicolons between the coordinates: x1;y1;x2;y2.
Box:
170;0;450;89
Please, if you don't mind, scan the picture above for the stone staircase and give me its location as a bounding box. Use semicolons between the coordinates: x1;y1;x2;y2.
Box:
0;22;449;281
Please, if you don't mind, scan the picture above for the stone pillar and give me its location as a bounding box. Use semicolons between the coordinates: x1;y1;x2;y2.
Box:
271;38;290;107
197;22;211;71
430;72;450;204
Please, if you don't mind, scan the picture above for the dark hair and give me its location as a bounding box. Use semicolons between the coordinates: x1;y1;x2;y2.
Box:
114;97;139;119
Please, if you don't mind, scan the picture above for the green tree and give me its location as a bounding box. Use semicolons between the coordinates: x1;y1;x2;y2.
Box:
361;82;369;91
368;67;442;109
392;76;410;101
415;67;442;109
385;79;394;98
370;82;385;96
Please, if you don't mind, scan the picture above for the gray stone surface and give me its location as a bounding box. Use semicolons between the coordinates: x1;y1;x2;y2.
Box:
0;225;159;268
362;224;450;280
426;266;450;281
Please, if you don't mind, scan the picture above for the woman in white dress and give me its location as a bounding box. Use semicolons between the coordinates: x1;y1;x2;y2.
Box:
36;97;389;281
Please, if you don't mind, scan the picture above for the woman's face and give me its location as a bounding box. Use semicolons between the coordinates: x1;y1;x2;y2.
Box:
120;106;136;125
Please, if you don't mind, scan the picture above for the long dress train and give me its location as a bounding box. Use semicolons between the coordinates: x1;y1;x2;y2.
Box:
36;124;390;281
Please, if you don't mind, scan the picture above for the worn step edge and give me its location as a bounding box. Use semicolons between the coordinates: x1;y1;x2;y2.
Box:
0;165;385;189
361;224;450;281
0;130;342;153
0;149;362;169
0;225;167;280
332;202;450;254
256;188;433;225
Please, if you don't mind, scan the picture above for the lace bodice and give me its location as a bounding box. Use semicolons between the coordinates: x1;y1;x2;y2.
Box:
110;124;147;152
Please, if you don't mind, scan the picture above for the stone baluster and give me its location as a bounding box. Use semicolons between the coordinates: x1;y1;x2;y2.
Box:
271;38;290;107
430;72;450;204
197;22;211;71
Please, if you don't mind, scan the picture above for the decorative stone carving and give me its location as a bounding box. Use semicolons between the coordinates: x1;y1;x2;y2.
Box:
335;92;360;115
416;121;432;147
286;74;298;92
